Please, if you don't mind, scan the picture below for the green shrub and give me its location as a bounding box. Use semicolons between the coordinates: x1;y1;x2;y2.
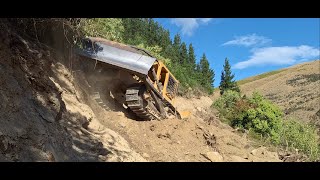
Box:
82;18;124;42
212;90;320;160
281;119;319;161
213;90;241;109
213;90;241;124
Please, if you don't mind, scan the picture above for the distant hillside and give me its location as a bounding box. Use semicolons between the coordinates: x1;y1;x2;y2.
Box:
238;60;320;125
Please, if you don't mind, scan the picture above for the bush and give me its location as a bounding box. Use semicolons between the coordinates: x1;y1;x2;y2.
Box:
212;90;320;160
213;90;241;109
214;91;283;143
213;90;241;123
82;18;124;42
281;119;319;161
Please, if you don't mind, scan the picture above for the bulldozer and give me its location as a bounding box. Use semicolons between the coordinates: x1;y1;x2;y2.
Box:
74;37;186;120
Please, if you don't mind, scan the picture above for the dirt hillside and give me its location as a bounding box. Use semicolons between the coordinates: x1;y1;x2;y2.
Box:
0;25;282;162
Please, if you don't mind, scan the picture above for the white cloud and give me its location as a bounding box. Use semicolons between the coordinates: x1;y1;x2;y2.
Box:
222;34;272;47
233;45;320;69
199;18;212;24
171;18;212;36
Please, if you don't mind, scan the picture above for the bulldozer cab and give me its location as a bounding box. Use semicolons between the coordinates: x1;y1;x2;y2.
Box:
147;60;179;106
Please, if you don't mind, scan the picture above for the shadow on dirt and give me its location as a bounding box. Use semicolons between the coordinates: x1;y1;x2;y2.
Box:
0;21;118;162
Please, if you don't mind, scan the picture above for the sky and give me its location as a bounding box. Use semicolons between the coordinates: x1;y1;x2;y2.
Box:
154;18;320;87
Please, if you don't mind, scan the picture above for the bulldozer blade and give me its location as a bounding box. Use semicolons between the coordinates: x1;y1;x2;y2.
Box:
75;37;156;76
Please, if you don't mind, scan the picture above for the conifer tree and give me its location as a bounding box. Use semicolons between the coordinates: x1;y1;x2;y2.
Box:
199;53;215;92
219;58;240;95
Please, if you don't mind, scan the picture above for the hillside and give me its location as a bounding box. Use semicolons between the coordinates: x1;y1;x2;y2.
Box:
238;60;320;125
0;20;284;162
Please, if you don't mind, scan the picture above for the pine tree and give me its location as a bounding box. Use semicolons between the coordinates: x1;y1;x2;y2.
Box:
199;53;215;92
172;33;181;63
159;30;171;53
188;43;196;70
180;42;188;64
219;58;240;95
173;33;181;48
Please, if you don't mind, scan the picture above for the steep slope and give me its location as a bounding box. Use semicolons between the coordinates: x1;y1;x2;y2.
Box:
0;27;145;162
238;60;320;124
0;25;282;162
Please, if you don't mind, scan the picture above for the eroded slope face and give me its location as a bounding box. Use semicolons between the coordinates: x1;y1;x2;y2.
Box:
0;28;145;162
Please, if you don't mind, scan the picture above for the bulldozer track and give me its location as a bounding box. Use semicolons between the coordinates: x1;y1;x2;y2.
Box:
125;85;161;120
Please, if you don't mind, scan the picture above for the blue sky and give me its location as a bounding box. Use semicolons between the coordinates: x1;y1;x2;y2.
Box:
154;18;320;87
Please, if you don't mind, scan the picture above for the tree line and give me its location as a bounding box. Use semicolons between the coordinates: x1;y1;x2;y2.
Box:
82;18;239;95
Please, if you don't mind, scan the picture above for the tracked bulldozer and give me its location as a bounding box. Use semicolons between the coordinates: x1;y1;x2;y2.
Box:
74;37;185;120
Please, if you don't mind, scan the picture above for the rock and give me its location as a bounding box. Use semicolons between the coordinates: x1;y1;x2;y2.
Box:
98;155;107;161
251;147;267;156
119;156;124;162
119;122;126;128
196;107;202;112
176;141;181;144
142;153;150;158
47;152;55;162
250;147;281;162
203;152;224;162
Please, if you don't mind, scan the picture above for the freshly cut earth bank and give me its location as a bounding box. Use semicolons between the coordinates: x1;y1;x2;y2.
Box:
0;26;282;162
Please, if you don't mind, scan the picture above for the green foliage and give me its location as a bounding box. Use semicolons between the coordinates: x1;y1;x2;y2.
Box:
198;54;215;93
82;18;124;42
213;90;241;109
81;18;215;96
219;58;240;95
173;34;181;49
180;42;188;64
281;119;319;161
213;90;320;160
136;44;172;67
188;44;196;70
214;91;283;143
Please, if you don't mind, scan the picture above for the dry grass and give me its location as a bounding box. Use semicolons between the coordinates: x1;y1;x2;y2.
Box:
238;60;320;124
